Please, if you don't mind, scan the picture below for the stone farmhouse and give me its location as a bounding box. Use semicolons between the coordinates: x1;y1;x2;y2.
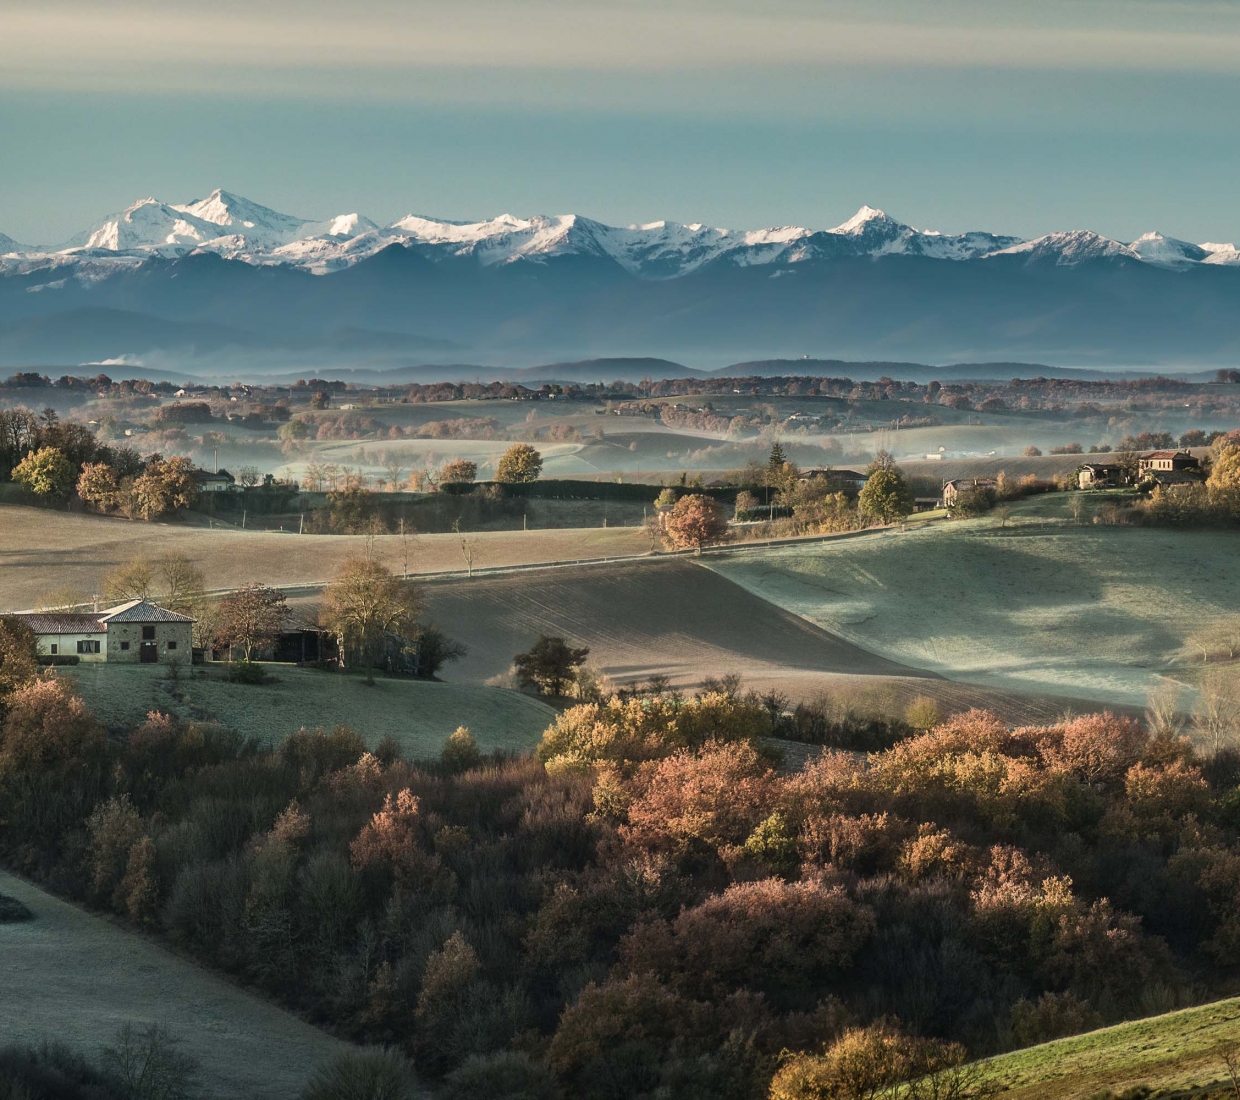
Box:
941;477;998;508
1139;450;1200;474
14;600;194;664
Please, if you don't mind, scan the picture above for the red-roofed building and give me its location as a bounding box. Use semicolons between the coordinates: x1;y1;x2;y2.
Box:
1138;450;1200;474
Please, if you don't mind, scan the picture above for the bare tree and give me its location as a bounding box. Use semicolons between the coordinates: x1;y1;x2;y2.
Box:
452;519;480;578
384;458;405;492
215;584;291;661
1145;681;1184;739
1194;670;1240;756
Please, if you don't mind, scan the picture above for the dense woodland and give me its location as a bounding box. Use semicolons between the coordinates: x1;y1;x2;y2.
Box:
6;604;1240;1098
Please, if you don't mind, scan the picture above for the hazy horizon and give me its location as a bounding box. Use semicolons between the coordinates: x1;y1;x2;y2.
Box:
4;0;1240;246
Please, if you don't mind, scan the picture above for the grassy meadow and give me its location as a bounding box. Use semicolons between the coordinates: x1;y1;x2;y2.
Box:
977;995;1240;1098
0;870;354;1100
64;663;556;756
707;495;1240;706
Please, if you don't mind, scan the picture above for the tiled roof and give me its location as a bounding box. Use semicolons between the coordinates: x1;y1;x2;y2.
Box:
1142;450;1188;460
11;613;105;634
97;599;195;624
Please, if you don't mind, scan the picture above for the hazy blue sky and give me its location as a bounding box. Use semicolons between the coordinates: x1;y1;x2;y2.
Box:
4;0;1240;245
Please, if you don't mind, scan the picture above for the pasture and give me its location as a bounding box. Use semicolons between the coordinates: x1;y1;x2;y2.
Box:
0;504;650;611
66;663;556;756
978;994;1240;1099
0;869;355;1100
418;557;1138;727
707;503;1240;705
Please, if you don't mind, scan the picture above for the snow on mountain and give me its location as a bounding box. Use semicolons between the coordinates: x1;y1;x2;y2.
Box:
64;198;221;254
1201;242;1240;265
171;188;312;249
11;191;1238;282
986;230;1140;265
1128;232;1210;268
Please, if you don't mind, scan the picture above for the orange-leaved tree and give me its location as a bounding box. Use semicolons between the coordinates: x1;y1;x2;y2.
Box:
662;493;728;554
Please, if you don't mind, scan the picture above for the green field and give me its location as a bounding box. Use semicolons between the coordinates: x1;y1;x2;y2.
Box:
707;499;1240;706
0;870;355;1100
65;663;556;757
977;995;1240;1098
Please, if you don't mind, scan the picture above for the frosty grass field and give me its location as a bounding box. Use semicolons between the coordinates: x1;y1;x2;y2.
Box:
707;506;1240;707
66;663;555;756
0;870;353;1100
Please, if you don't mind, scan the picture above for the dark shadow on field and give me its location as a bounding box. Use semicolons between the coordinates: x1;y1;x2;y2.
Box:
421;558;928;686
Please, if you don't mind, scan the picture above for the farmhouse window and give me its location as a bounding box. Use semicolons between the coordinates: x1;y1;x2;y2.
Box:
142;626;156;640
50;643;57;654
120;641;130;651
167;641;177;650
77;640;100;654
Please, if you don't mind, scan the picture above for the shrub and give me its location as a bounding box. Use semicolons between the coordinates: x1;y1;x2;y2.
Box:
0;893;33;922
301;1048;419;1100
100;1023;199;1100
0;1040;124;1100
442;1052;557;1100
441;728;481;773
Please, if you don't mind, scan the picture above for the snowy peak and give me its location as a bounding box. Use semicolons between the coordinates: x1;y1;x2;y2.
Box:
832;205;896;234
9;190;1237;278
171;188;311;248
989;230;1140;266
1129;231;1210;268
68;197;220;254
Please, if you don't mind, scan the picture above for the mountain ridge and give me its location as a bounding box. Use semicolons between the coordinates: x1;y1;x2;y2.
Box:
8;189;1237;277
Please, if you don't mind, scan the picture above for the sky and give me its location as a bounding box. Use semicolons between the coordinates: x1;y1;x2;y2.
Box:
4;0;1240;246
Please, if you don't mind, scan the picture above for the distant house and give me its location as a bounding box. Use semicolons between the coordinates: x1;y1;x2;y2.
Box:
942;477;998;508
801;468;869;492
14;600;194;664
193;468;236;492
1139;450;1200;474
1077;463;1123;489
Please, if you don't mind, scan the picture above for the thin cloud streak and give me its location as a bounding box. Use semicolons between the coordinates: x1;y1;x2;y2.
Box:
4;1;1240;97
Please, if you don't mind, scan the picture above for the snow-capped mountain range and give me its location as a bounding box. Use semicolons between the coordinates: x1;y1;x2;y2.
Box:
5;188;1240;372
6;188;1239;278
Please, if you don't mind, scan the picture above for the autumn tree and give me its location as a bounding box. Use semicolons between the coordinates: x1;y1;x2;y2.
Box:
77;462;121;512
858;463;914;525
322;558;421;668
130;455;198;520
495;443;542;483
12;446;75;499
439;459;477;485
662;493;728;553
514;635;590;697
214;583;291;660
0;616;39;712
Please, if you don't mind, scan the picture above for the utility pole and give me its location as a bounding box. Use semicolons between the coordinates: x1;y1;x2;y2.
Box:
298;512;304;534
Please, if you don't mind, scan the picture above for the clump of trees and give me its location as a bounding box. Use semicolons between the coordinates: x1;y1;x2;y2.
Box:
78;453;198;521
513;636;590;697
495;443;542;483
